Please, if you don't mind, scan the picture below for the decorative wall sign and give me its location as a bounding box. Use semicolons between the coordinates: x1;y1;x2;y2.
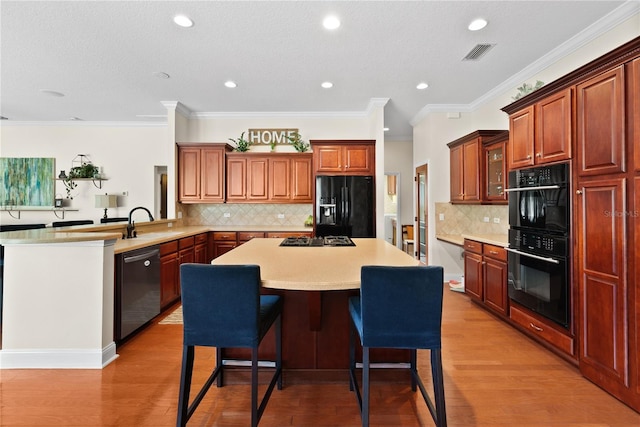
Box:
247;128;299;146
0;157;55;207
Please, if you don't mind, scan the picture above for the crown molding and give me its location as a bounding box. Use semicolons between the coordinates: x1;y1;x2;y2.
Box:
0;121;167;127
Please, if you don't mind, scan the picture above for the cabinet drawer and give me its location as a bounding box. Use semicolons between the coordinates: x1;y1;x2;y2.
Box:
194;233;208;245
213;232;237;241
238;231;265;241
483;244;506;261
463;239;482;254
267;232;312;238
510;305;574;356
160;240;178;256
179;236;194;249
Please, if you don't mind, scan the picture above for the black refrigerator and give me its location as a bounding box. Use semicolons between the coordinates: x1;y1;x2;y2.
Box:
315;175;375;238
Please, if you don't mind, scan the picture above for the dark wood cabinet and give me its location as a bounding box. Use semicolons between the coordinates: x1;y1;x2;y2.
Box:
576;66;626;176
311;140;375;175
483;131;508;203
291;155;313;202
211;231;237;258
507;89;572;170
482;244;508;316
160;241;179;309
463;239;508;316
194;232;209;264
576;177;629;401
463;242;483;301
178;144;231;203
226;155;268;202
501;36;640;412
448;130;504;204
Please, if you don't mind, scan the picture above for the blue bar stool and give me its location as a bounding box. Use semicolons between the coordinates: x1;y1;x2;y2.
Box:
349;265;447;427
177;264;283;427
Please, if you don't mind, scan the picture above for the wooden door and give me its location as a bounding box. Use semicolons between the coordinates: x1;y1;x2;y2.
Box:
415;164;428;263
464;252;483;301
484;257;508;316
226;157;247;201
291;155;313;202
247;157;268;200
344;145;373;174
509;106;535;169
269;157;291;201
178;147;201;201
314;145;342;173
200;147;225;202
536;88;572;164
449;144;463;202
462;138;480;201
576;66;626;176
577;177;628;395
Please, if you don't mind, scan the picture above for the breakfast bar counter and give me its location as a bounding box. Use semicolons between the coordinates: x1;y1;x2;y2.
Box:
212;238;419;375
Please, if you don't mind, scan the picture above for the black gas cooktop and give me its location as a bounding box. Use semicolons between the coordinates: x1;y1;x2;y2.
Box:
279;236;355;247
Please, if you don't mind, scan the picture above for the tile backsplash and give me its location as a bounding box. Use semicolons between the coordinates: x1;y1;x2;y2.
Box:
435;202;508;236
182;203;313;227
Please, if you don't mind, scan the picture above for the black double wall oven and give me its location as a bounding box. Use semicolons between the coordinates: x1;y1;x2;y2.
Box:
505;163;570;328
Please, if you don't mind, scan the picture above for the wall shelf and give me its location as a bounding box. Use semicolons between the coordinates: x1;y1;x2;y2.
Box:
1;207;79;220
56;178;107;189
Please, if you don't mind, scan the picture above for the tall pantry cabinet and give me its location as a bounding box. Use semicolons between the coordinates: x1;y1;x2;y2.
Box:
502;37;640;413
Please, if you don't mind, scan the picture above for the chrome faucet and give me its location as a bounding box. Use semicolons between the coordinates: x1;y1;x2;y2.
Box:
126;206;155;239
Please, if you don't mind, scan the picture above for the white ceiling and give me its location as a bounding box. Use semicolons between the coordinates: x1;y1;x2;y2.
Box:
0;1;635;140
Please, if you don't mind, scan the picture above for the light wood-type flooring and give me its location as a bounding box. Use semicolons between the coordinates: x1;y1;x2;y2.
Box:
1;288;639;426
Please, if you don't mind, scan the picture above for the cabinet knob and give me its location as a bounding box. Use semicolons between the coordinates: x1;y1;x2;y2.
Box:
526;155;532;159
536;153;542;158
576;190;583;195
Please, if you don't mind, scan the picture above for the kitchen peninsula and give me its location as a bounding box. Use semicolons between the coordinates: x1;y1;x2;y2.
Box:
0;222;308;369
212;238;419;375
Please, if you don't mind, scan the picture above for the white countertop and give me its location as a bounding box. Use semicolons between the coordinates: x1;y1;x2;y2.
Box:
212;238;419;291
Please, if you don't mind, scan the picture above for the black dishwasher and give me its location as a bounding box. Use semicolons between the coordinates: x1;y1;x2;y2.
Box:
115;246;161;341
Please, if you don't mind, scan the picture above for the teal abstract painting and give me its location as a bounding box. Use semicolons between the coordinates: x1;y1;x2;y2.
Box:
0;158;55;206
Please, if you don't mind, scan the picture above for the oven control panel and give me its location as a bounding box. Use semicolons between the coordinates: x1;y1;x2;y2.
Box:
509;229;566;257
514;162;568;187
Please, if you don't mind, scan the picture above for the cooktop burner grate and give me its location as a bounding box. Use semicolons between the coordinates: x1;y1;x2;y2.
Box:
279;236;355;247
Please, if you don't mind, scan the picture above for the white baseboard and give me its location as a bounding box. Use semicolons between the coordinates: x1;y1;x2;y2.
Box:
0;342;119;369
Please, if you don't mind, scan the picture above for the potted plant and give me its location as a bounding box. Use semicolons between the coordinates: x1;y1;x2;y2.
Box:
62;161;100;199
229;132;252;152
287;131;309;152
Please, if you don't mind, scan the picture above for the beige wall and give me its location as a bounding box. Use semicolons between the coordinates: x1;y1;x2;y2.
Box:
413;12;640;276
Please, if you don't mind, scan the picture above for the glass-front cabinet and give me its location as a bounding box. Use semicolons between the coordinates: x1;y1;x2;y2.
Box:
483;131;508;203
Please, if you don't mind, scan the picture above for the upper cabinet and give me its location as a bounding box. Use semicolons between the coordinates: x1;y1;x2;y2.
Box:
178;144;232;203
576;66;625;176
483;131;509;203
310;140;375;175
226;152;313;203
447;130;506;204
507;88;572;169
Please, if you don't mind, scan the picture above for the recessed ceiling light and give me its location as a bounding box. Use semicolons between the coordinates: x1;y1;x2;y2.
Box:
224;80;237;88
321;81;333;89
416;82;429;90
173;15;194;28
468;18;487;31
383;127;389;132
40;89;65;97
323;15;340;30
69;117;82;121
153;71;170;79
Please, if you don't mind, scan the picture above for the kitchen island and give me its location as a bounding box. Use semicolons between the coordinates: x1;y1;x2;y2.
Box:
212;238;419;378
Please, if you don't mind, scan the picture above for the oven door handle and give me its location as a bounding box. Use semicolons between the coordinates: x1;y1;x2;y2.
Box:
504;185;561;193
505;247;560;264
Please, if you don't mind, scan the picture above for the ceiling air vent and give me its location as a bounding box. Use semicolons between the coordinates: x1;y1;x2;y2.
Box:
463;43;495;61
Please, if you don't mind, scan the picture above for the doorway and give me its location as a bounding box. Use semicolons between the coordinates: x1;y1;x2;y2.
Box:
415;164;428;264
154;166;168;220
383;172;402;248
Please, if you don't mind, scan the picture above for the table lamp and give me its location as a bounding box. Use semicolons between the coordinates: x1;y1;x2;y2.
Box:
95;194;118;219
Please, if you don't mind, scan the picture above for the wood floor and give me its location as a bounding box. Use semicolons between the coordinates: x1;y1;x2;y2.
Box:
1;288;639;426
